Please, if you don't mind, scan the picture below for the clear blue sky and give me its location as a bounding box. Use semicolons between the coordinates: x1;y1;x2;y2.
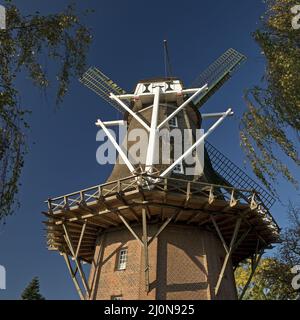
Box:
0;0;299;300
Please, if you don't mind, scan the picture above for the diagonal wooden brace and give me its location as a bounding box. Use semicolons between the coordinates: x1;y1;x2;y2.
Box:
62;252;85;300
239;247;264;300
215;217;242;296
62;223;90;298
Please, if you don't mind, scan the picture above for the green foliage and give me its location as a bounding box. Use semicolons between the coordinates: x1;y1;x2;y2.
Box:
21;277;45;300
235;204;300;300
0;1;92;221
240;0;300;193
279;203;300;266
235;258;298;300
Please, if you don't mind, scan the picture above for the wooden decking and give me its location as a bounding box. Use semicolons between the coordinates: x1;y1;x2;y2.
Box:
43;174;280;266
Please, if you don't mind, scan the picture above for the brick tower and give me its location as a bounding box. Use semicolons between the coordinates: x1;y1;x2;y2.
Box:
44;48;280;300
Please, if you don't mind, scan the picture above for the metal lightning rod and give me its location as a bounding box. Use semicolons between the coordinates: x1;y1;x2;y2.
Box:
163;40;173;78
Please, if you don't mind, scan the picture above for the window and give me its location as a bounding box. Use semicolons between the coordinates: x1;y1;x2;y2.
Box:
169;116;178;128
111;295;123;300
173;162;184;174
117;249;128;270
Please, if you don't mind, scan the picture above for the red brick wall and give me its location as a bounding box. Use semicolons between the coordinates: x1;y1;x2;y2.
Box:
89;225;158;300
89;224;237;300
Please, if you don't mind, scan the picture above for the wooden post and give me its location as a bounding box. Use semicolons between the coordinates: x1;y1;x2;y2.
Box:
62;253;85;300
239;248;264;300
210;215;229;254
62;223;90;298
233;226;253;251
89;233;105;300
142;208;150;293
117;213;143;245
215;217;242;296
75;220;87;259
148;215;174;246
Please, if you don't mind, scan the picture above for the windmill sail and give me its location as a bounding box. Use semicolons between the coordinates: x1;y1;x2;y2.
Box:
192;48;246;108
205;141;275;209
80;67;129;113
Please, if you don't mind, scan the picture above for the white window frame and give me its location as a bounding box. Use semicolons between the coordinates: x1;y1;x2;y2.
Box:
169;116;178;128
117;249;128;271
173;162;184;174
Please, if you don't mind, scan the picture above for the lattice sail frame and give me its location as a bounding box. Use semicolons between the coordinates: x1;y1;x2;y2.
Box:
205;142;275;209
80;67;129;113
192;48;246;107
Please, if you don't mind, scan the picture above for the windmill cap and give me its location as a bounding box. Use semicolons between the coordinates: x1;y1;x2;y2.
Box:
137;77;182;84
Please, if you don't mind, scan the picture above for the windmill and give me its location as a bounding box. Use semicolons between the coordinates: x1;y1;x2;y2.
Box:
44;47;280;300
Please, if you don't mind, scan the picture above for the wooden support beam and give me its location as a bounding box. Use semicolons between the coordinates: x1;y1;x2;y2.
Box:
215;218;242;296
174;210;184;223
186;212;202;224
47;199;53;213
198;216;212;227
175;185;191;223
75;220;87;259
117;213;143;246
63;232;75;257
223;189;238;212
62;224;90;298
141;201;194;212
75;259;90;298
95;216;118;227
210;215;229;254
60;221;97;231
55;204;132;225
77;202;118;226
239;248;264;300
142;208;150;293
214;215;236;227
89;233;104;300
116;193;139;222
238;212;268;247
242;197;258;215
233;226;253;251
148;214;175;246
163;178;168;203
62;253;85;300
250;193;258;210
58;226;97;236
135;189;151;220
82;219;106;228
209;186;215;204
42;211;60;219
186;182;191;203
145;205;151;220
